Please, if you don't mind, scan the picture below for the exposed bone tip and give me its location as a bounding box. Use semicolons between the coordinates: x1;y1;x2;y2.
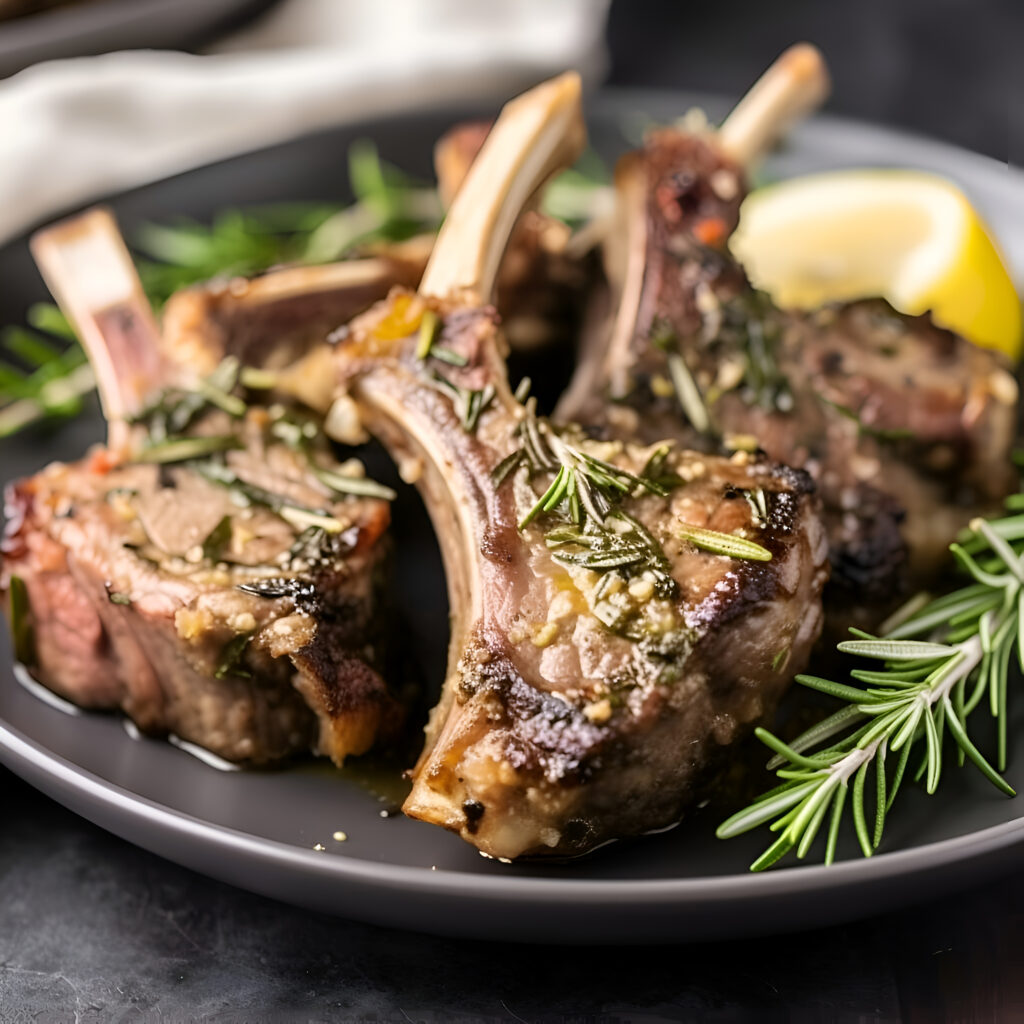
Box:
718;42;832;167
30;205;119;257
30;204;163;438
776;42;831;105
419;72;587;303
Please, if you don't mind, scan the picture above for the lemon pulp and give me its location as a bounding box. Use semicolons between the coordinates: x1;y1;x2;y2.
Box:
730;169;1022;360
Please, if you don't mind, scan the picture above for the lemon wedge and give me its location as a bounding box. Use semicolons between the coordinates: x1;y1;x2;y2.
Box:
730;169;1023;359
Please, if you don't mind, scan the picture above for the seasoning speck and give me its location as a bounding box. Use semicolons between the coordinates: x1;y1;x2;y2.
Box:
313;843;326;852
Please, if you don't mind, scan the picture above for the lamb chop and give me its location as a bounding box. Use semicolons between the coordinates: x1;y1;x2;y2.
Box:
331;73;829;859
1;209;400;765
559;45;1020;625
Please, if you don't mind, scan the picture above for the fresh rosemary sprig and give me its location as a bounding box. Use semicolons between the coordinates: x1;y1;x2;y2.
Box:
717;502;1024;870
0;307;94;438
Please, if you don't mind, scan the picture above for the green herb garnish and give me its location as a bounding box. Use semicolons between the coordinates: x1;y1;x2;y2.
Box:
415;309;440;360
718;502;1023;870
214;632;253;679
314;467;397;502
676;524;772;562
8;575;34;664
667;353;712;435
194;460;345;534
495;402;678;600
136;435;241;464
201;516;233;563
430;373;495;433
820;396;914;442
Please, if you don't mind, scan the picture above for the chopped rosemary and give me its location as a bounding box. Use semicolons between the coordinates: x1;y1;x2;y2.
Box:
432;346;468;368
820;396;914;442
676;524;772;562
279;506;345;534
214;632;253;679
131;357;247;443
745;487;769;525
137;435;241;464
237;577;317;603
431;373;495;433
640;444;685;491
415;309;440;360
718;496;1024;870
494;402;679;600
8;575;34;664
314;467;397;502
194;459;345;534
517;431;667;531
546;513;676;597
107;592;132;606
201;516;233;562
667;353;711;435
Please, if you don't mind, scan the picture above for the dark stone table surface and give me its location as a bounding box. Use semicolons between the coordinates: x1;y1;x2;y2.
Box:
2;1;1022;1021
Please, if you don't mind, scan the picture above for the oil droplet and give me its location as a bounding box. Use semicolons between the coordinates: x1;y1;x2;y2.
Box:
332;831;348;842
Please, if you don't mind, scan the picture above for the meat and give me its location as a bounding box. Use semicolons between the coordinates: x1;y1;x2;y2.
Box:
332;73;828;858
160;244;428;379
559;49;1019;627
2;210;400;765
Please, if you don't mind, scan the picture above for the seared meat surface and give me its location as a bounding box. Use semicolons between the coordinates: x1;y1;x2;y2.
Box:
160;248;427;381
2;409;395;764
2;211;399;764
333;74;828;858
561;126;1019;625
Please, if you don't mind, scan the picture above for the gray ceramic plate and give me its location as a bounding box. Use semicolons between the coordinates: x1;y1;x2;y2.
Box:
2;90;1024;944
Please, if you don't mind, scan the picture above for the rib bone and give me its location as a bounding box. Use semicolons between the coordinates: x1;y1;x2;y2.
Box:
31;208;165;451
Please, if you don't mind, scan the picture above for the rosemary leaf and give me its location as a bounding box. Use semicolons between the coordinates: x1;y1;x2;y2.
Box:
676;524;771;562
667;352;711;435
8;575;34;665
416;310;439;360
137;435;241;464
215;632;253;679
315;467;397;501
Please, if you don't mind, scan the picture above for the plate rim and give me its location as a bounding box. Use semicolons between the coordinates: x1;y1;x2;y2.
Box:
4;713;1024;904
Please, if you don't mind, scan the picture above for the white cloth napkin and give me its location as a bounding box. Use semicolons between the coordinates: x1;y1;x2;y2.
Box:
0;0;609;244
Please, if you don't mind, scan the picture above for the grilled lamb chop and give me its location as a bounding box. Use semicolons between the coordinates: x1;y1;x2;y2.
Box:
332;73;828;859
2;210;399;765
559;46;1019;624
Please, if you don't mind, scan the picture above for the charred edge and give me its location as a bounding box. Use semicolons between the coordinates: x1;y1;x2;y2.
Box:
462;799;485;834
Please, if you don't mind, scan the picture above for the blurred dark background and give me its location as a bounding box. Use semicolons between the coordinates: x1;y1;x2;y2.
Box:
607;0;1014;162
